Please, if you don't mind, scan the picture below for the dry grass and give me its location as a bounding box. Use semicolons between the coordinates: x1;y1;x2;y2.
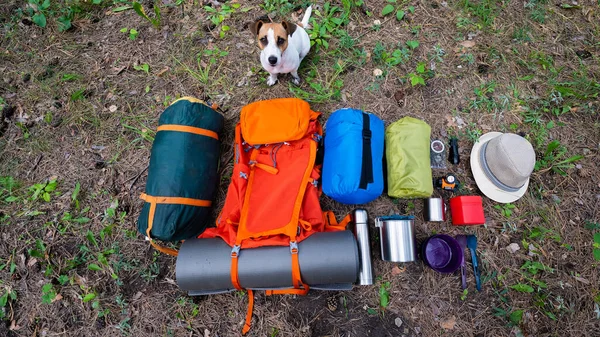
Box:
0;0;599;336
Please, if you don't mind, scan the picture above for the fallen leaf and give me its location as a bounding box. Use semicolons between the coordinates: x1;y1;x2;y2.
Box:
27;258;38;267
112;66;127;75
164;278;177;286
395;317;403;327
373;68;383;77
204;329;210;337
440;316;456;330
73;274;87;288
157;67;170;77
9;320;20;331
573;276;590;284
133;291;143;301
391;265;405;276
108;105;117;113
52;293;63;303
445;115;457;128
459;40;476;48
506;243;520;254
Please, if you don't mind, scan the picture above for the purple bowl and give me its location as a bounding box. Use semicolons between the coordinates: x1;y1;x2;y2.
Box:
421;234;463;273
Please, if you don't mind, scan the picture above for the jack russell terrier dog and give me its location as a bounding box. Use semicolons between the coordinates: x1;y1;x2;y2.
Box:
250;6;312;86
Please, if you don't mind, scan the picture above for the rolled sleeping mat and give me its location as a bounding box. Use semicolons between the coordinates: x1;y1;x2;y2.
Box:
176;231;359;295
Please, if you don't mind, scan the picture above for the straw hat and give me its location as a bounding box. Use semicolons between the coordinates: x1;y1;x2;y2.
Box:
470;132;536;203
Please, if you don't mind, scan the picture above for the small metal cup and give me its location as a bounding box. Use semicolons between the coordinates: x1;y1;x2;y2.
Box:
424;198;446;222
375;216;417;262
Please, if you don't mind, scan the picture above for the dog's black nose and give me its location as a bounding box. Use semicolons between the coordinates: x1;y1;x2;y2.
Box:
268;56;277;65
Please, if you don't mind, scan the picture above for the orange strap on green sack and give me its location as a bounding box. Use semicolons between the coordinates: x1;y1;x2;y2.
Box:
140;193;212;256
157;124;219;140
323;211;352;230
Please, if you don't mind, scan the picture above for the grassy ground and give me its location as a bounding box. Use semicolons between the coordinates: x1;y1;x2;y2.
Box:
0;0;599;336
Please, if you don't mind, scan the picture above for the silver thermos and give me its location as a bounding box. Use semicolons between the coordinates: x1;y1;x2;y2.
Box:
352;209;374;285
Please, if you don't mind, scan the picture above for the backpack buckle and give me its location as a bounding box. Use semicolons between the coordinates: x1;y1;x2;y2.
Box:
362;129;372;140
240;172;248;179
312;134;322;142
290;241;299;254
231;245;241;258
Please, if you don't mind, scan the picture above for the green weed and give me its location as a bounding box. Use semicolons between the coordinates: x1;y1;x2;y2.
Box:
21;0;103;31
379;281;391;309
512;26;532;43
381;0;411;21
462;122;482;143
593;233;600;261
133;63;150;75
61;73;81;82
204;2;248;38
120;27;138;40
408;62;427;86
460;53;476;65
27;0;51;28
509;309;524;326
29;177;58;202
140;251;160;282
534;140;583;176
309;1;352;50
132;1;161;28
41;283;57;304
289;60;346;103
0;176;19;203
494;203;515;218
458;0;502;29
0;287;17;320
468;81;507;114
261;0;295;16
525;0;548;23
372;42;412;67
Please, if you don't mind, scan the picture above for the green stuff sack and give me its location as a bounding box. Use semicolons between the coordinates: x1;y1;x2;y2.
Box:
137;97;224;255
386;117;433;198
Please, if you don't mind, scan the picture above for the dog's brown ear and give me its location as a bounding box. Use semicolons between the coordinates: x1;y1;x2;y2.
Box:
249;20;264;36
282;21;297;36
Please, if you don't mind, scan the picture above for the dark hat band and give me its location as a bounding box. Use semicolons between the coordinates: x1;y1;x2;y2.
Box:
480;141;523;193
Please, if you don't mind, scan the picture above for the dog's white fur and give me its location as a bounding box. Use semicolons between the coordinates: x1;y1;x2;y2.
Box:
256;6;312;86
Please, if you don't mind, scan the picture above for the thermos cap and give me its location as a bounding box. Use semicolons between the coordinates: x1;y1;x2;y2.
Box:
353;209;368;224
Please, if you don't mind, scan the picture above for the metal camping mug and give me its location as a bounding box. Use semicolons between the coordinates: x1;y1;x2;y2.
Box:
352;209;373;285
424;198;446;222
374;216;417;262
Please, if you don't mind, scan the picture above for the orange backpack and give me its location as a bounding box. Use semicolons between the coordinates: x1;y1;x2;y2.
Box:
200;98;350;334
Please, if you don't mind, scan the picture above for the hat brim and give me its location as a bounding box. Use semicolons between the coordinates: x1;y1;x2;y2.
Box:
470;132;529;203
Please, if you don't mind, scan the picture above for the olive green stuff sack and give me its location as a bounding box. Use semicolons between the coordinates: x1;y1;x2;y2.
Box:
385;117;433;198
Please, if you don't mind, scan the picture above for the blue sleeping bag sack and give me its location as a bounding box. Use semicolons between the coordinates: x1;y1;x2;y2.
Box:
322;108;384;204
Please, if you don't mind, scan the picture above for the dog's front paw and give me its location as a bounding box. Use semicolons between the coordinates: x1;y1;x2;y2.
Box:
266;76;278;86
291;76;301;86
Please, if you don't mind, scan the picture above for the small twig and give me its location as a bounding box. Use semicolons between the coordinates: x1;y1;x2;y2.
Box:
128;164;149;190
27;154;43;177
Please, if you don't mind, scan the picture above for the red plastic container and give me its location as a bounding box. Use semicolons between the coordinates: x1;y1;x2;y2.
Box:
450;196;485;226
